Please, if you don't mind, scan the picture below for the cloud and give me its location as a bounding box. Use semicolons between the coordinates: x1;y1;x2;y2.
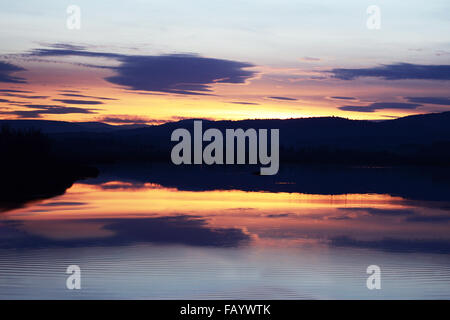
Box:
329;63;450;80
59;93;118;101
45;43;89;51
436;50;450;57
0;93;49;99
30;46;257;95
29;47;122;59
339;102;422;113
1;104;99;118
299;57;321;62
170;115;214;122
106;54;255;95
0;89;33;93
228;101;260;105
329;96;357;100
98;115;152;124
0;61;26;83
267;96;298;101
53;99;104;105
58;90;82;93
97;115;203;125
406;97;450;106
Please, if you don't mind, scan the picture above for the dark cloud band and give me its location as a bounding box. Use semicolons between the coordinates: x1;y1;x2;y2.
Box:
267;96;298;101
330;63;450;81
406;97;450;106
339;102;422;113
0;61;26;83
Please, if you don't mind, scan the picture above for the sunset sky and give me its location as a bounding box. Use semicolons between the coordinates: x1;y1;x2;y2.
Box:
0;0;449;124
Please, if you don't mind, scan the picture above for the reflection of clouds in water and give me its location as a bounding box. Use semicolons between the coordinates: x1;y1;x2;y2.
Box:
339;207;450;224
38;201;87;207
96;181;164;191
98;181;146;190
266;213;295;218
0;216;250;249
330;236;450;254
7;182;450;254
406;216;450;223
3;165;450;255
339;207;416;216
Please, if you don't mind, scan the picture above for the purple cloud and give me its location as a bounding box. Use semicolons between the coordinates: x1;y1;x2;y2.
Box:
267;96;298;101
1;104;98;118
330;63;450;81
53;99;104;105
0;61;26;83
406;97;450;106
30;46;256;95
339;102;422;113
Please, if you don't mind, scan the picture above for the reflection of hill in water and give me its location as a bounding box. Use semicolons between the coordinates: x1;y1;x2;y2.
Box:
0;165;98;212
0;125;99;212
87;164;450;204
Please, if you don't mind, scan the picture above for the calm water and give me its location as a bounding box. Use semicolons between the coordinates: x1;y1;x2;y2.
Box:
1;165;450;299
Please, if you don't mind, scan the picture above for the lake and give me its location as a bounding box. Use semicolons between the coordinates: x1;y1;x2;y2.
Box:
1;164;450;299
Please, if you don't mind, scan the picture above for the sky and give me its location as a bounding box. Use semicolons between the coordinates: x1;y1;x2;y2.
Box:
0;0;449;124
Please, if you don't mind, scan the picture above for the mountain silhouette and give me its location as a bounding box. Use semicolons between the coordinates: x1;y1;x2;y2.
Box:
1;111;450;166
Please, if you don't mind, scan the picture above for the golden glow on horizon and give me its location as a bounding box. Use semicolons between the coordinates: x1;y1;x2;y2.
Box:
0;86;419;123
0;60;438;123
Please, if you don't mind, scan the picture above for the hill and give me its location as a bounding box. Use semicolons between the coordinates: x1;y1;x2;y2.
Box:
2;111;450;165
